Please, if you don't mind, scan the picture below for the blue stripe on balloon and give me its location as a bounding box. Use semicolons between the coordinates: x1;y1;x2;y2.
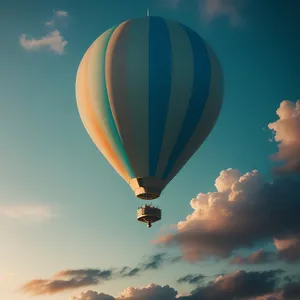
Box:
162;25;211;179
148;17;172;176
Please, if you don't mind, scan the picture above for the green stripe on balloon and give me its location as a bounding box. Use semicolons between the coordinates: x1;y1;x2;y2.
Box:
88;27;135;179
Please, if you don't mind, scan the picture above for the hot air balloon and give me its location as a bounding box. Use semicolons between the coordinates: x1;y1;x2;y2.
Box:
76;16;223;227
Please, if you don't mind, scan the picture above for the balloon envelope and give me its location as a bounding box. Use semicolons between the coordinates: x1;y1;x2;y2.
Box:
76;16;223;200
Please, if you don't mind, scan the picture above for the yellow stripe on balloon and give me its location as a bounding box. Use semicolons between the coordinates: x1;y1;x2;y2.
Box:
76;40;130;182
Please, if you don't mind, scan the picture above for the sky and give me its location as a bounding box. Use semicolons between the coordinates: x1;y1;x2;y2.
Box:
0;0;300;299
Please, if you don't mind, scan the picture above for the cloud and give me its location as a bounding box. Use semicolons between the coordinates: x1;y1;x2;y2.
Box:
117;283;178;300
119;252;180;277
255;281;300;300
45;10;69;27
0;204;54;222
168;0;246;26
20;30;67;54
71;284;178;300
268;100;300;174
274;237;300;262
231;238;300;265
177;274;206;285
55;10;68;17
21;269;113;296
119;267;140;277
155;168;300;261
201;0;246;26
184;269;283;300
70;291;115;300
230;249;277;265
142;252;175;270
71;269;295;300
20;10;69;54
21;253;179;295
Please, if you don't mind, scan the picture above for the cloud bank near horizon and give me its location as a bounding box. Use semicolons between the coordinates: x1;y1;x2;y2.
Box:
70;269;300;300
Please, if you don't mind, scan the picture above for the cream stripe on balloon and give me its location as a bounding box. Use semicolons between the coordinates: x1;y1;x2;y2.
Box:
166;43;224;184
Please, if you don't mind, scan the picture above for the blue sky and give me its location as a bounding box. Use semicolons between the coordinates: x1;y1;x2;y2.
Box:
1;0;300;299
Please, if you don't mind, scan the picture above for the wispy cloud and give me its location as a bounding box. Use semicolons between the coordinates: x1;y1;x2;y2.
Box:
168;0;247;26
55;10;68;17
20;252;179;295
20;10;69;55
119;252;180;277
20;30;67;55
177;273;206;285
21;269;113;296
21;267;300;299
0;204;55;222
45;10;69;27
231;241;300;265
201;0;246;26
230;249;277;265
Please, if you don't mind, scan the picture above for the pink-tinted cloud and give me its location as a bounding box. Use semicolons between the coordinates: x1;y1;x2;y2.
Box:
268;100;300;174
71;269;289;300
231;239;300;265
118;283;178;300
21;269;113;295
230;249;276;265
155;168;300;261
21;253;179;295
202;0;246;26
71;284;177;300
255;292;283;300
274;237;300;262
71;291;114;300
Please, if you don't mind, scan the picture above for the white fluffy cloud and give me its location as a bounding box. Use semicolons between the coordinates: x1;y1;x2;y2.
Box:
268;100;300;174
20;10;69;54
20;30;67;54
